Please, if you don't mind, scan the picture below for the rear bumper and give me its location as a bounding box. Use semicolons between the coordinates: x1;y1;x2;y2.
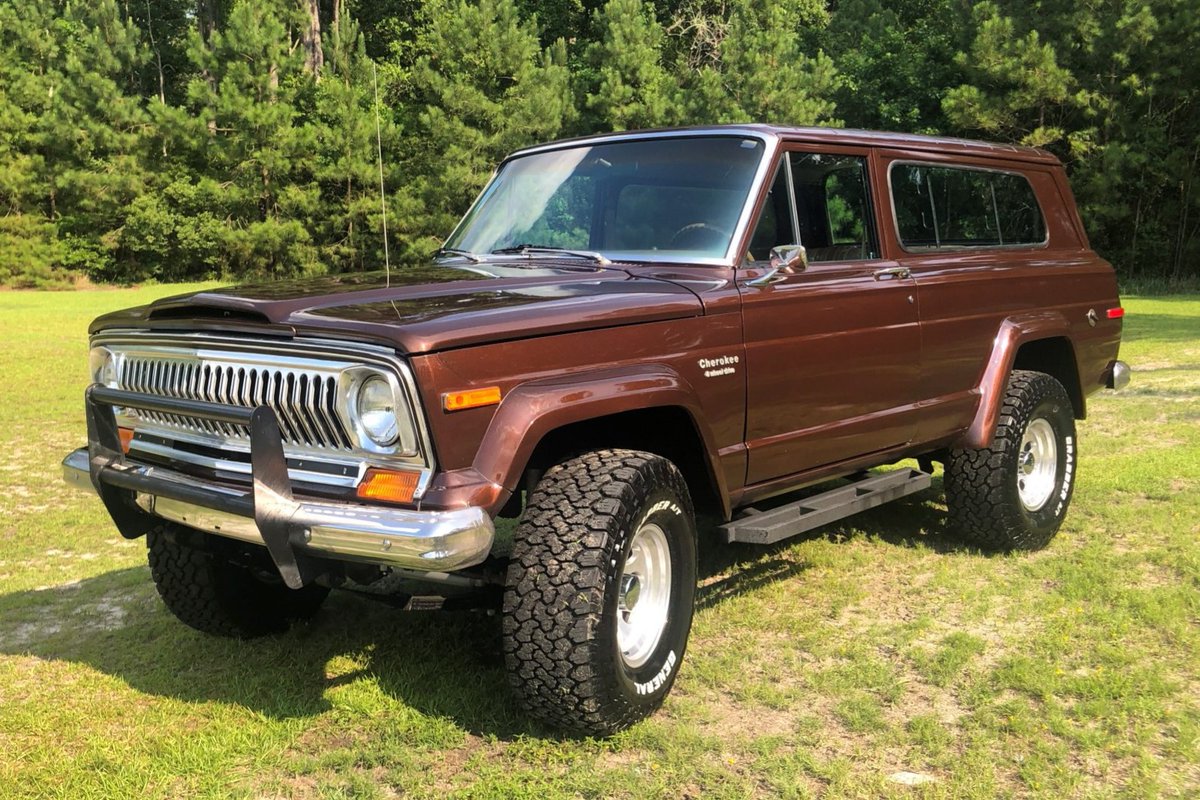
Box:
1106;360;1132;390
66;385;494;587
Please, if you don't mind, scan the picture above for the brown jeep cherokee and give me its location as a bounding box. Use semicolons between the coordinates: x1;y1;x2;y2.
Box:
64;125;1129;735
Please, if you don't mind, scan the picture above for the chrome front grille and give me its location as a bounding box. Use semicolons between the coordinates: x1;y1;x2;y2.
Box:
90;334;432;494
118;356;353;450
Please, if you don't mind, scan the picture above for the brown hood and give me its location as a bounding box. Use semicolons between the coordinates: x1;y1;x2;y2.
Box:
90;261;704;353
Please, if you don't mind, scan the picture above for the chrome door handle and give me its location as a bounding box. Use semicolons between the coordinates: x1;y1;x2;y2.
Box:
873;267;911;281
746;267;790;288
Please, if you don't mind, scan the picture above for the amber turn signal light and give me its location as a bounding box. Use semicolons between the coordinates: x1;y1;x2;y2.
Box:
443;386;502;412
356;468;420;505
118;426;134;454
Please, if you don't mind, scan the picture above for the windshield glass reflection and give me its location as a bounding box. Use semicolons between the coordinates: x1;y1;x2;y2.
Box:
446;136;766;261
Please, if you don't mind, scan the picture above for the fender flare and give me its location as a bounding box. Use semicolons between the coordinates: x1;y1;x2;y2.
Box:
471;364;731;518
961;311;1076;449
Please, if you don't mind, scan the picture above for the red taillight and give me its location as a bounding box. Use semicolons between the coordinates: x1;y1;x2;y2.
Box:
1107;307;1125;319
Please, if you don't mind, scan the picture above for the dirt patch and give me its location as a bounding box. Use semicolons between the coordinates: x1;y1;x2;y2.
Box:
3;620;64;648
691;692;800;741
887;675;968;727
1126;559;1187;589
0;587;136;648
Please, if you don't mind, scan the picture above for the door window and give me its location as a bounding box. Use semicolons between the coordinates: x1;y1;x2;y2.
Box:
789;153;878;262
745;152;879;263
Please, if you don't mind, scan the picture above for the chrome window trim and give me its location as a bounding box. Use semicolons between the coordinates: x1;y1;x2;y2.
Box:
885;160;1052;254
89;331;436;498
783;152;802;246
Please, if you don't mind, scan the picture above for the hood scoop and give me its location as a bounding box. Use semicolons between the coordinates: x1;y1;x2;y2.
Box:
149;300;271;325
143;299;296;338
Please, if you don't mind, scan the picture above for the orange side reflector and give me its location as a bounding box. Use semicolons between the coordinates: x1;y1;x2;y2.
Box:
356;468;420;505
443;386;502;412
1107;307;1125;319
118;426;134;454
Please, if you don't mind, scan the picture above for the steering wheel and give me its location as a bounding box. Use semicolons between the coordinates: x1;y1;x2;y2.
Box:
668;222;729;250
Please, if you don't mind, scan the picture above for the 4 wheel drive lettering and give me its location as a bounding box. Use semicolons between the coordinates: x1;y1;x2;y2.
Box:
698;355;739;378
65;125;1126;738
635;650;677;696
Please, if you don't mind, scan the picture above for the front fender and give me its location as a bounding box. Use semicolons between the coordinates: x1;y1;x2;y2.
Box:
962;311;1074;449
471;364;729;517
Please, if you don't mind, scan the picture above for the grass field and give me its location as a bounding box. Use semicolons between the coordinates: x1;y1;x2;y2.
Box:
1;288;1197;799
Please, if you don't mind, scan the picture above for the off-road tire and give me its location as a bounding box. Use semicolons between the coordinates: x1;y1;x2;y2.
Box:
147;524;329;637
502;450;697;736
945;370;1077;550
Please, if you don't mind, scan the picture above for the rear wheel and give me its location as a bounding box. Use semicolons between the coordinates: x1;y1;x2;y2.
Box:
944;370;1077;550
502;449;697;736
147;524;329;638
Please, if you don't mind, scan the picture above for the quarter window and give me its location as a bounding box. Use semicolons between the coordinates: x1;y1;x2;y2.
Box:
891;164;1046;251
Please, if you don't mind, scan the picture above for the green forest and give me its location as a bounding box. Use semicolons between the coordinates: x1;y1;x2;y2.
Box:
1;0;1197;288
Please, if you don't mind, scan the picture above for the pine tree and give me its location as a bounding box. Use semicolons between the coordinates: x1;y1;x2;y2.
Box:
396;0;573;258
313;14;397;272
943;2;1079;148
678;0;840;126
818;0;961;133
0;0;153;283
584;0;676;131
181;0;322;278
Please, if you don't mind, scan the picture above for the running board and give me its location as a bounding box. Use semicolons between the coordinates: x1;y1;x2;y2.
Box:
719;468;932;545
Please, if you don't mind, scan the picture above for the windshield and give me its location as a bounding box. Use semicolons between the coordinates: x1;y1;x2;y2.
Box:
445;136;766;261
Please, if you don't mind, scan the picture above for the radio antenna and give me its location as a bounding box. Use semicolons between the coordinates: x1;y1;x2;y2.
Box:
371;61;391;286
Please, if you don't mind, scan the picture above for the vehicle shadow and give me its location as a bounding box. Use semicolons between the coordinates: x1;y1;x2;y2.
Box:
0;486;978;739
0;569;530;737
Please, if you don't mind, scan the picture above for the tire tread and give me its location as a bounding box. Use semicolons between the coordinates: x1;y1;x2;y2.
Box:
945;370;1074;550
501;449;692;735
147;525;327;638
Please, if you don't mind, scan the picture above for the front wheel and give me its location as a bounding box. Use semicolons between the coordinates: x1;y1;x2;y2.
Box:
147;524;329;638
502;450;697;736
944;370;1077;550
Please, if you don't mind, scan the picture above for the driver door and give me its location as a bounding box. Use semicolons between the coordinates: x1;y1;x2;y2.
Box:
739;146;922;485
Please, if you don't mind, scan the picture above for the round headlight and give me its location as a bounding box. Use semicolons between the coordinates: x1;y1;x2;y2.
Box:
356;375;399;446
89;347;118;387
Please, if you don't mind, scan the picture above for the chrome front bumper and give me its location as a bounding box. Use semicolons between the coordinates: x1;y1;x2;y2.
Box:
67;385;493;587
63;449;493;573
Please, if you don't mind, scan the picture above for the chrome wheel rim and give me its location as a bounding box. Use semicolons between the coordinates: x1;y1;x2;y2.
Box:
1017;418;1057;511
617;521;672;669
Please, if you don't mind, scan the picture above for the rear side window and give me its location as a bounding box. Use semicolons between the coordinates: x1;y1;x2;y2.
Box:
890;164;1046;251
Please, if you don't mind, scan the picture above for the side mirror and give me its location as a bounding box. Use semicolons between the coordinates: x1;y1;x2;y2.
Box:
770;244;808;273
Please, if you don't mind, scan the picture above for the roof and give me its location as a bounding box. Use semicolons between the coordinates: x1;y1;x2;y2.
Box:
509;124;1061;166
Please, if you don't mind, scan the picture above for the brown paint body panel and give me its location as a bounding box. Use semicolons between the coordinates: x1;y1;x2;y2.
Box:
89;126;1124;522
89;264;705;354
413;284;747;517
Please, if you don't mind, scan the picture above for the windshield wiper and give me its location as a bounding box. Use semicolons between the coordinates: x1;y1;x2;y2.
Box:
434;246;481;263
491;244;611;265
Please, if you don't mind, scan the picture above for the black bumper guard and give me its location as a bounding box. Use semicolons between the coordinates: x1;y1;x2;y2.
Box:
86;384;320;588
